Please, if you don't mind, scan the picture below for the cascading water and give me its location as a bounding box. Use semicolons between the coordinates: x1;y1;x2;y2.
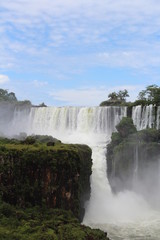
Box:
132;104;160;131
156;106;160;130
1;104;160;239
132;105;155;130
133;144;139;186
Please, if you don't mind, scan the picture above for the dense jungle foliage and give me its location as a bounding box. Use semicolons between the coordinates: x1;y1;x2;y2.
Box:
0;201;109;240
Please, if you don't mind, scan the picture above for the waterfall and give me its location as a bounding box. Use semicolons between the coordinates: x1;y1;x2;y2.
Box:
133;144;139;186
1;104;160;239
3;104;160;136
2;106;127;139
156;106;160;130
132;105;154;130
132;104;160;130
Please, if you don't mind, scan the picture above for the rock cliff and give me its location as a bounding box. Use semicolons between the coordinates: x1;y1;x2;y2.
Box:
0;139;92;220
107;118;160;207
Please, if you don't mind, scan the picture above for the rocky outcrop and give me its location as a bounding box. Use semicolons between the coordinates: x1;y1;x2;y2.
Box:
107;118;160;205
0;140;92;220
0;201;110;240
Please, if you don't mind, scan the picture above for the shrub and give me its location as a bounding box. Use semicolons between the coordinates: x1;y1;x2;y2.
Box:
116;117;137;138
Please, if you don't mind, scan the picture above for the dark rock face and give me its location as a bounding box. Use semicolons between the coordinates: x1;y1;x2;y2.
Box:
0;142;92;220
107;126;160;206
108;141;160;190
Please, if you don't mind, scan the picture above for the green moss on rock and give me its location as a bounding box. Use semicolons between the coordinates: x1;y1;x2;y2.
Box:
0;141;92;220
107;119;160;193
0;202;109;240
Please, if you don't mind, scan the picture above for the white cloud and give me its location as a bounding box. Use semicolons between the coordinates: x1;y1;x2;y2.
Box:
0;0;159;20
50;85;143;106
1;0;160;75
0;74;10;84
33;80;48;87
94;47;160;71
1;0;160;44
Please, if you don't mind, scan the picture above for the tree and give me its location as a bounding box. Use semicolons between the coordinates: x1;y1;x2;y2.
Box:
0;89;9;101
118;89;129;101
8;92;17;101
108;89;129;102
100;89;129;106
108;92;118;101
138;85;160;104
116;117;137;138
138;90;146;101
0;89;17;102
38;102;47;107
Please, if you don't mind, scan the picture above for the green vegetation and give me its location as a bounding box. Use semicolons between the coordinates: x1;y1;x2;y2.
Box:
100;85;160;107
108;89;129;102
0;88;32;108
0;201;109;240
138;85;160;105
0;88;47;107
21;135;61;145
16;100;32;106
100;89;129;106
116;117;137;138
136;128;160;142
107;117;137;151
107;118;160;193
37;102;47;107
0;89;17;102
0;138;92;220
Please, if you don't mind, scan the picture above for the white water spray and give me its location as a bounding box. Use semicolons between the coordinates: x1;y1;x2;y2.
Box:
132;105;154;130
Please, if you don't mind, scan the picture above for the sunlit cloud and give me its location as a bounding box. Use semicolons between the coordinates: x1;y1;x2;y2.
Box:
0;74;10;84
32;80;48;87
1;0;160;72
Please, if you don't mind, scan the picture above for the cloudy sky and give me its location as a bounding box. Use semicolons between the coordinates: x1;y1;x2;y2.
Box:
0;0;160;106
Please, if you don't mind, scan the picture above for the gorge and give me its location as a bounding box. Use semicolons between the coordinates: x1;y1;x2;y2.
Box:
0;103;160;239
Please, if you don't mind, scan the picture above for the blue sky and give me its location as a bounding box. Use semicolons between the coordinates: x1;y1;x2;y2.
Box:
0;0;160;106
